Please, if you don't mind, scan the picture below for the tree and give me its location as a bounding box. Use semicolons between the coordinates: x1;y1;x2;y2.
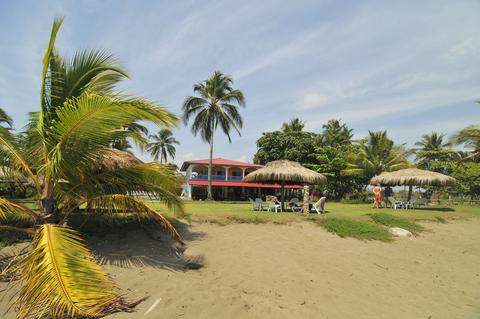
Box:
319;119;353;147
343;131;409;178
414;132;457;170
182;70;245;200
281;118;305;132
451;125;480;161
0;107;12;128
253;131;318;165
112;122;149;151
147;129;180;163
450;162;480;199
0;18;182;319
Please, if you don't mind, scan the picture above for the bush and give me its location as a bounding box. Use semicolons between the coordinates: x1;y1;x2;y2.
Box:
369;213;424;234
317;217;392;241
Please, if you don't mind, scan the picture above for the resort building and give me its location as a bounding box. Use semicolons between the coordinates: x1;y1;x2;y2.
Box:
180;158;302;200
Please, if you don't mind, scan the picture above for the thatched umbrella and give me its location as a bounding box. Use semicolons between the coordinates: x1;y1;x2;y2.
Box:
370;168;456;201
95;149;143;172
243;160;327;210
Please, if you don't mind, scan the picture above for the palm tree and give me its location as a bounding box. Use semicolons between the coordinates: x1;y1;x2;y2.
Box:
147;129;180;163
414;132;451;151
281;118;304;132
342;131;409;178
451;125;480;160
414;132;454;169
182;70;245;200
0;18;182;319
320;119;353;147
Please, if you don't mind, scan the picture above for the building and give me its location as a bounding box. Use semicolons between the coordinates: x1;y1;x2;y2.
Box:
180;158;302;200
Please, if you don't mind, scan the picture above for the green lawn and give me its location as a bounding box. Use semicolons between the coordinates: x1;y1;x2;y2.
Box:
147;200;480;224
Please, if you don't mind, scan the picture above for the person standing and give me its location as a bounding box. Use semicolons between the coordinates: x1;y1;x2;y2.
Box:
384;186;394;207
372;184;383;208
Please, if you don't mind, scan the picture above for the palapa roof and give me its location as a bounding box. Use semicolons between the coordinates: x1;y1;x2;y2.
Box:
370;168;456;187
96;149;143;171
243;160;326;185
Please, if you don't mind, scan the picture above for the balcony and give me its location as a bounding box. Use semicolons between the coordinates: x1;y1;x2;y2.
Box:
190;174;243;181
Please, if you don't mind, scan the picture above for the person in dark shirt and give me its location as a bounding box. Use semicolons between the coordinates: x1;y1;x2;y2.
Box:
384;186;393;207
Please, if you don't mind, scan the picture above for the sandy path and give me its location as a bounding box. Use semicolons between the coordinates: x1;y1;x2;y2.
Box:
1;219;479;318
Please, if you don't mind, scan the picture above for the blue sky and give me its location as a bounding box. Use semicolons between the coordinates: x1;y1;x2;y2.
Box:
1;0;479;165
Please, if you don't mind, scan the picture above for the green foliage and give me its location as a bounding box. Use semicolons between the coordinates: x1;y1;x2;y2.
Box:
319;119;353;147
369;213;424;234
343;130;409;178
451;125;480;160
450;162;480;198
308;145;366;200
281;118;305;132
253;131;318;164
317;217;392;241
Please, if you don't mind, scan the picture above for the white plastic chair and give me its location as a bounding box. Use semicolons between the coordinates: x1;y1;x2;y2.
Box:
311;197;326;214
267;201;282;213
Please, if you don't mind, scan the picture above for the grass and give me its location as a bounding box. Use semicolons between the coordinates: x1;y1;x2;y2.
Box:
317;218;392;241
369;213;424;234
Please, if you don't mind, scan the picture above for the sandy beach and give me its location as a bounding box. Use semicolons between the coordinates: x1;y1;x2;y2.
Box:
2;219;480;319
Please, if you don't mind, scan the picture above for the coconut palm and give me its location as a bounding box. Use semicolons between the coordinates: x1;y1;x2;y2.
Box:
281;118;304;132
147;129;180;163
414;132;451;151
414;132;456;169
182;70;245;200
342;131;409;178
0;18;183;319
451;125;480;160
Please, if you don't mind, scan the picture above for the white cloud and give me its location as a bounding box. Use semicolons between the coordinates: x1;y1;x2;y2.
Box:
302;92;328;109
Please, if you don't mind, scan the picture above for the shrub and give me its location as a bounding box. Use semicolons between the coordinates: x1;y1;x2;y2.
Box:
369;213;424;234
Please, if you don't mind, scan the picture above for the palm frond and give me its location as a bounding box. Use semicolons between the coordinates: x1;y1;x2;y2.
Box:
85;195;183;243
0;197;39;222
11;224;134;319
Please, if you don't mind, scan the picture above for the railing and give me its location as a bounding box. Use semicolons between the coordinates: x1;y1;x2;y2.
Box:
190;174;243;181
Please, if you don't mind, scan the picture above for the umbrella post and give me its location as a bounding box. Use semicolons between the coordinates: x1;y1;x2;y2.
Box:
407;185;413;202
280;181;285;211
303;185;309;214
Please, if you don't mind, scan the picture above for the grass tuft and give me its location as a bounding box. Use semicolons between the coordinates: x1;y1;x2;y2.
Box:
434;216;447;223
317;217;392;242
369;213;424;234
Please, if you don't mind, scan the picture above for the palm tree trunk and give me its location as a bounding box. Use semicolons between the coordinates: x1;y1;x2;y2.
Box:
303;185;309;214
207;134;214;201
40;178;58;223
407;185;413;202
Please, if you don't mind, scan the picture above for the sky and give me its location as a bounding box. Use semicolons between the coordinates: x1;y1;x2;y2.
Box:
0;0;479;166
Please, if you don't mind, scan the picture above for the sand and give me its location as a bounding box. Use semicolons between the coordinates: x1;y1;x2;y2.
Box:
1;219;480;319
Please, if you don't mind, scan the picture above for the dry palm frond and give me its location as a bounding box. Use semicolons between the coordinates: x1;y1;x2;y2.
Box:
370;168;456;186
85;194;183;244
11;224;137;319
0;197;38;222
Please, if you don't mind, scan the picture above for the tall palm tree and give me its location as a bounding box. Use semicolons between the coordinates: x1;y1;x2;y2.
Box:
414;132;454;169
147;129;180;163
342;131;409;178
182;70;245;200
0;18;182;319
281;118;304;132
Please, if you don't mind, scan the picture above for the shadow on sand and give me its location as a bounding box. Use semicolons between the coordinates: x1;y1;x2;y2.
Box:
87;220;205;271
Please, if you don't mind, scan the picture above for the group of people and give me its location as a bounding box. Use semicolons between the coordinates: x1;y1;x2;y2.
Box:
372;184;394;208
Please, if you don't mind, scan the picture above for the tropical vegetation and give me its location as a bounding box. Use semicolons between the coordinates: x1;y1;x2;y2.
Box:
147;128;180;163
0;17;183;319
182;70;245;200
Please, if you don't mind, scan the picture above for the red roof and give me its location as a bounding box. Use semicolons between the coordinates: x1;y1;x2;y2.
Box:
181;158;263;171
188;180;303;189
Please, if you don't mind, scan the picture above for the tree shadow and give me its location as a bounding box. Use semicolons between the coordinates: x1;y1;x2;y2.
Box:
87;220;205;272
412;207;455;212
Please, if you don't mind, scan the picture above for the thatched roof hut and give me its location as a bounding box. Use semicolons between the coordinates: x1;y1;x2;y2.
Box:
96;149;143;171
370;168;456;187
370;168;456;201
243;160;326;185
243;160;326;210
